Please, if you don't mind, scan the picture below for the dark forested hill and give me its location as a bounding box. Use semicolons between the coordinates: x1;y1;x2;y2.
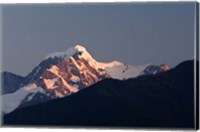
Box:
3;60;196;129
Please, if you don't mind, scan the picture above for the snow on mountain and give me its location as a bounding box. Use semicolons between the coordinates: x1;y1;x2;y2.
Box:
105;64;151;80
2;83;46;114
39;45;110;97
43;78;59;89
97;61;123;69
43;44;150;80
44;45;80;60
2;44;169;113
44;51;66;60
44;45;122;70
34;44;169;97
70;75;80;83
12;44;169;98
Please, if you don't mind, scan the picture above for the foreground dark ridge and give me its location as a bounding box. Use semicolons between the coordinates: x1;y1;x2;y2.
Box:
3;60;195;129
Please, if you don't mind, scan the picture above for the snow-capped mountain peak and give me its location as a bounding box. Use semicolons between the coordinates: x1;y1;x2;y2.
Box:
44;51;66;60
74;44;96;62
27;44;170;93
44;44;123;70
36;44;112;98
44;44;92;61
74;44;87;52
2;44;170;114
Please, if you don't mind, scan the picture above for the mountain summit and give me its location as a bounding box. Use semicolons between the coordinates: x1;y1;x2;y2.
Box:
2;44;169;113
39;44;112;97
45;44;123;70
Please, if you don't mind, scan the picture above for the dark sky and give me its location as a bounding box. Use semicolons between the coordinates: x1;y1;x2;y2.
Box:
1;2;196;76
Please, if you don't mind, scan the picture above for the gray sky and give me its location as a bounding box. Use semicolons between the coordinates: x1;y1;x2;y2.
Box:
1;2;196;76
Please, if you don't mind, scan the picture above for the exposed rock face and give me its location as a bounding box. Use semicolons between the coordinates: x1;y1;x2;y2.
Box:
143;64;169;75
21;45;111;97
38;56;111;97
160;64;170;71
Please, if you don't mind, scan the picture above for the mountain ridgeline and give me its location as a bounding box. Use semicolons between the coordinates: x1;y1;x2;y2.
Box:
1;45;169;114
3;60;195;129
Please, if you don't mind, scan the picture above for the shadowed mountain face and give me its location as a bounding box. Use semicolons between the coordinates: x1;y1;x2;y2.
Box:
1;72;26;94
3;60;195;129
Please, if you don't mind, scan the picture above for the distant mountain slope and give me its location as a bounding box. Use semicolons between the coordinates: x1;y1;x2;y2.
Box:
1;82;55;114
1;72;26;94
3;60;195;129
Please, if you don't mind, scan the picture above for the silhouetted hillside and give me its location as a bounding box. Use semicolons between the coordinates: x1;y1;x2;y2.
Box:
3;60;196;129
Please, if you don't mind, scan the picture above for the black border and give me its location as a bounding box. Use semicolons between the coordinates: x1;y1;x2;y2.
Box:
196;2;199;130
